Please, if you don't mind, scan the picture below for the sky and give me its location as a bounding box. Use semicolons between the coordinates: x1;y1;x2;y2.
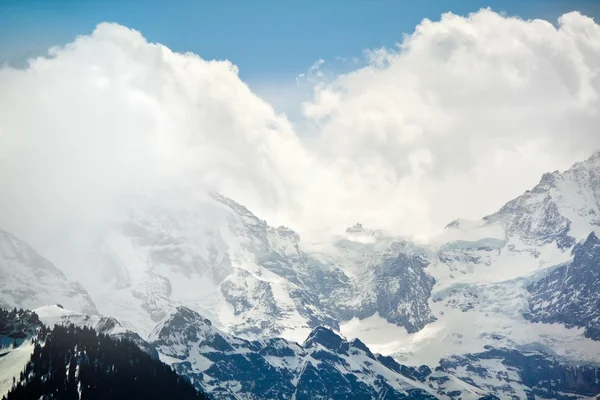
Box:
1;1;600;246
2;1;600;98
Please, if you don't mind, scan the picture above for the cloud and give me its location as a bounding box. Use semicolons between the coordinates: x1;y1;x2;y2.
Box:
301;9;600;238
1;10;600;248
0;23;312;245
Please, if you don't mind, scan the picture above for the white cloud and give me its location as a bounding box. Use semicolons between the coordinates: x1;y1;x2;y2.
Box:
1;10;600;248
0;23;312;245
300;9;600;238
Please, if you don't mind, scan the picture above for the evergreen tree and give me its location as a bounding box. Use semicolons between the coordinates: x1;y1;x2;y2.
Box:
3;324;209;400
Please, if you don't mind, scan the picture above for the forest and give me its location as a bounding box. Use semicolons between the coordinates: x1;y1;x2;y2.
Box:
2;321;209;400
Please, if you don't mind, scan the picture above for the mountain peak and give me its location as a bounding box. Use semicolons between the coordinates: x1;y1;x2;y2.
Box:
209;192;263;222
584;231;599;243
345;223;378;235
346;223;365;233
344;223;386;238
583;150;600;164
350;337;376;359
538;171;560;186
571;231;600;258
444;219;461;229
303;326;346;350
0;229;97;315
150;306;215;343
170;306;212;327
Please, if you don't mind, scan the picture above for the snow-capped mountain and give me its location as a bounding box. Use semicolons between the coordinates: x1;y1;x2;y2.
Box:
37;190;438;341
0;229;96;314
323;236;436;334
0;308;208;400
150;306;437;399
435;348;600;399
151;306;600;399
50;191;342;339
33;304;158;359
485;152;600;247
525;231;600;340
2;152;600;397
387;153;600;368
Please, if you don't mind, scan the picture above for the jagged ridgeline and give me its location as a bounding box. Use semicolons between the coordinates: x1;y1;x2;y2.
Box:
1;311;208;400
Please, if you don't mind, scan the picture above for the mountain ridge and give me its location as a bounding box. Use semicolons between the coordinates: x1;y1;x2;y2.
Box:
2;153;600;397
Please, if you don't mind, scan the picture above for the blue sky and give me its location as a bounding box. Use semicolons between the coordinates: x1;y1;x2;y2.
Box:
1;0;599;118
2;0;599;83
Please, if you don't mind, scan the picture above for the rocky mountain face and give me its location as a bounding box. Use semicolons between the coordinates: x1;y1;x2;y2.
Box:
3;303;600;399
0;229;96;315
484;152;600;248
436;348;600;399
525;231;600;340
150;306;436;399
67;191;345;339
41;190;437;341
151;306;600;400
418;153;600;362
322;236;436;334
3;153;600;397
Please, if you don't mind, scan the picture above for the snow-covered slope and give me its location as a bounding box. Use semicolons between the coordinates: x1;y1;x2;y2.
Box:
337;152;600;370
0;229;96;314
34;304;134;336
386;152;600;366
0;308;42;397
320;234;437;333
486;152;600;246
150;306;439;399
151;307;600;400
435;348;600;399
0;342;34;397
3;152;600;393
525;231;600;340
34;304;158;359
0;308;207;400
37;191;437;341
44;191;341;340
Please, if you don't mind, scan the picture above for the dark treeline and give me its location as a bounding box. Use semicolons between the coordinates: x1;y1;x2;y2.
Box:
0;308;42;339
3;324;209;400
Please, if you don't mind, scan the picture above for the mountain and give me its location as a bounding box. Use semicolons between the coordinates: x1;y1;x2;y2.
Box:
33;304;159;359
151;306;600;399
2;152;600;397
2;304;599;399
525;231;600;340
435;348;600;399
0;229;96;314
39;190;438;341
322;235;436;333
399;153;600;367
42;191;341;339
150;306;438;399
0;306;163;398
0;308;43;397
484;152;600;248
2;323;208;400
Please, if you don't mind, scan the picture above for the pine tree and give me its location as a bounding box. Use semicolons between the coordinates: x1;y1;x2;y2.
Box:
3;324;208;400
